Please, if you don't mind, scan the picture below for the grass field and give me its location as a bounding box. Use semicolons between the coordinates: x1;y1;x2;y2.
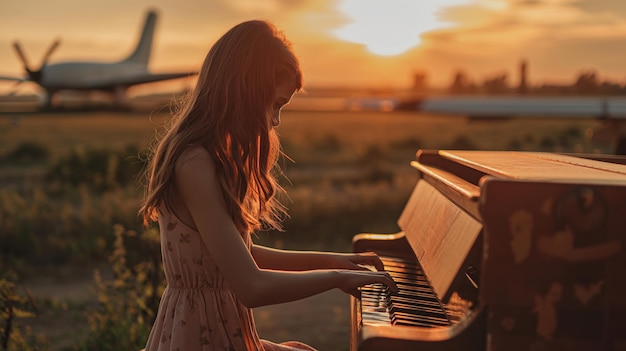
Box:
0;105;609;350
0;108;608;160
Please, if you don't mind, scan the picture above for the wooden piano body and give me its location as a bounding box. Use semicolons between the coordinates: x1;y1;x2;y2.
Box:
351;150;626;351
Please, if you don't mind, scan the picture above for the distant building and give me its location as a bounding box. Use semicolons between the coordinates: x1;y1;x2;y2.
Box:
412;72;428;92
519;60;528;94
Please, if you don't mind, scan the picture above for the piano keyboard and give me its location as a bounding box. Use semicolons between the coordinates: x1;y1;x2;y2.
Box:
360;256;463;328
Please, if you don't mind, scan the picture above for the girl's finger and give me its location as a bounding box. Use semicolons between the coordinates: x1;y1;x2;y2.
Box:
356;252;384;271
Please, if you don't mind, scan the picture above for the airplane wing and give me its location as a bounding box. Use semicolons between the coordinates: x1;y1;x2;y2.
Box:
44;71;198;91
0;76;27;82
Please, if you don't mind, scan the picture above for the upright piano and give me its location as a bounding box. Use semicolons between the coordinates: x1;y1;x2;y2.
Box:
351;150;626;351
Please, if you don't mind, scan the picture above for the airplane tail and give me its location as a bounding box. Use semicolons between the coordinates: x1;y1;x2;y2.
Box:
121;9;157;65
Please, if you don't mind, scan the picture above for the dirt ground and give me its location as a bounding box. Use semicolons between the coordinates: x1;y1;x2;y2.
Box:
255;290;352;351
21;265;352;351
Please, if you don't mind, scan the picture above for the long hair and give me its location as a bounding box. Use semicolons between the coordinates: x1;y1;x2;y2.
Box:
139;20;303;234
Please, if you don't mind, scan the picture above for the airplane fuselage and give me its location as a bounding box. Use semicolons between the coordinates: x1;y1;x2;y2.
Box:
39;61;147;90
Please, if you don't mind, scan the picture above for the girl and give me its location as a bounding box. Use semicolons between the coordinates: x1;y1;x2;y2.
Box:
140;20;397;351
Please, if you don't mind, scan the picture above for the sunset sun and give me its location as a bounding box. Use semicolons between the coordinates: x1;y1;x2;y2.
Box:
331;0;471;56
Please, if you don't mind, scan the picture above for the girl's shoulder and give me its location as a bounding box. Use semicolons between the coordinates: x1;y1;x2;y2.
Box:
176;145;215;172
179;144;211;162
174;146;220;189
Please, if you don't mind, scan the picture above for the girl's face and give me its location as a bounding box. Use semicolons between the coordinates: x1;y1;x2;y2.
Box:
269;79;297;128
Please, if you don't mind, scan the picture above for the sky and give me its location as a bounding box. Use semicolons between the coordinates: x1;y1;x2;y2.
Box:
1;0;626;94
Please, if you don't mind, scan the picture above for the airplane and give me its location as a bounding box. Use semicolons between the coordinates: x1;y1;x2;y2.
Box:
0;8;197;109
413;95;626;155
343;94;626;155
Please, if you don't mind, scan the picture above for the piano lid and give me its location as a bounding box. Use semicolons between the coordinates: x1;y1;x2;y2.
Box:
430;150;626;184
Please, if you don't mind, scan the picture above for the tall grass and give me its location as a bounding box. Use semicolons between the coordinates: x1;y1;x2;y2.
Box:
0;268;44;351
79;225;163;351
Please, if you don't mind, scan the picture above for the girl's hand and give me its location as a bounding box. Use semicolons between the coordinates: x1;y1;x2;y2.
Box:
337;270;397;298
331;252;385;272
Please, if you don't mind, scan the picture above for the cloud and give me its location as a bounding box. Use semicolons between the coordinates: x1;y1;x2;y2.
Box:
412;0;626;86
576;0;626;13
421;0;626;52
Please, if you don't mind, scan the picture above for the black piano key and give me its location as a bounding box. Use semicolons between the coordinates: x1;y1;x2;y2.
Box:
389;281;441;301
388;299;447;316
391;312;450;327
392;287;440;300
393;280;434;290
388;306;448;322
387;271;426;280
381;256;420;268
388;294;441;308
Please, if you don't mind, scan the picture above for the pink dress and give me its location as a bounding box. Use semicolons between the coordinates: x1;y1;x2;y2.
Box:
145;209;317;351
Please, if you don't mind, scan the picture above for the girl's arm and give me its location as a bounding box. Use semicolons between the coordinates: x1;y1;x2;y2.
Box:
174;147;396;308
251;244;385;272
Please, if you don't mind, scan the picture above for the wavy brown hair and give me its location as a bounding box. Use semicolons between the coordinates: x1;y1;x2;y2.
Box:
139;20;302;234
